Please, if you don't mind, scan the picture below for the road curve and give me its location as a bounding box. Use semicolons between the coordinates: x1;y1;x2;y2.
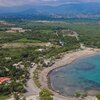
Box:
24;65;40;97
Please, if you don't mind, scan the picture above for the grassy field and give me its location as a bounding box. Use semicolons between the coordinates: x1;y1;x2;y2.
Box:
0;95;9;100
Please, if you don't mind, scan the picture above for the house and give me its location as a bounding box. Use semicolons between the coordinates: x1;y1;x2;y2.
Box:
5;57;12;60
6;27;25;33
59;41;64;46
30;62;35;68
43;59;55;67
11;28;25;32
13;61;24;69
6;27;31;33
6;27;26;33
0;21;15;26
36;48;45;52
0;77;11;84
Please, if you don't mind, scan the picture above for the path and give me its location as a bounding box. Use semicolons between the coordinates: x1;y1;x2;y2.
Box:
24;65;40;97
7;65;40;100
72;31;85;49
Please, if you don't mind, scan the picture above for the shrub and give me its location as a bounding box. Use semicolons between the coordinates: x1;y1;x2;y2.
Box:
39;88;53;100
96;94;100;100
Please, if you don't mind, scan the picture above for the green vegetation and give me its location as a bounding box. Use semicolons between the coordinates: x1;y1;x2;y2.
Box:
0;20;80;97
39;89;53;100
0;95;9;100
61;22;100;48
96;94;100;100
0;19;100;99
33;66;42;88
75;92;87;98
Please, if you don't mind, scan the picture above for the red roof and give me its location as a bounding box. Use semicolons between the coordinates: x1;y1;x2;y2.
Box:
0;77;11;84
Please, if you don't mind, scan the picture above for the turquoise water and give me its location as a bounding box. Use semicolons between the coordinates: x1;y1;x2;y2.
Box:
49;53;100;96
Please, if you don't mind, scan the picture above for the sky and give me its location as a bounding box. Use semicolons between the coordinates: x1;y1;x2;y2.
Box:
0;0;100;7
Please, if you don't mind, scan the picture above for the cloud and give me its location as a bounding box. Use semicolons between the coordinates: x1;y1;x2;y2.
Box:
0;0;36;7
0;0;100;7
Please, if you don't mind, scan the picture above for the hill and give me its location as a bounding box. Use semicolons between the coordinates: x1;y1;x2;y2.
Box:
0;3;100;19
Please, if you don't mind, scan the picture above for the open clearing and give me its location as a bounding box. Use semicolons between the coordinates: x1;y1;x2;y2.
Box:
1;42;52;48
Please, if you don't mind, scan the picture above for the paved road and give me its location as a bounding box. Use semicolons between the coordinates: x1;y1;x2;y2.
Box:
24;65;40;97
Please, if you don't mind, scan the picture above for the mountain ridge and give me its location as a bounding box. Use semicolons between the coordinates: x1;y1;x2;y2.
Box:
0;2;100;19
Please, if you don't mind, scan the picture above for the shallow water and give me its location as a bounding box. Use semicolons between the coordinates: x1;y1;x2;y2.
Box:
49;53;100;96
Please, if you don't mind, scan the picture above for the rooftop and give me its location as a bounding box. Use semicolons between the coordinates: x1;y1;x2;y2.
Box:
0;77;11;84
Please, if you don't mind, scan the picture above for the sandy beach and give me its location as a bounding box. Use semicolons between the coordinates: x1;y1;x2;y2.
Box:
39;48;99;100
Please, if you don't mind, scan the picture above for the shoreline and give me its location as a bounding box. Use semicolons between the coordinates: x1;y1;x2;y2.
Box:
39;48;100;100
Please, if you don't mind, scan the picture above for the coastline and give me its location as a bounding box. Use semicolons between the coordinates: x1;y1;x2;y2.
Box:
39;48;100;100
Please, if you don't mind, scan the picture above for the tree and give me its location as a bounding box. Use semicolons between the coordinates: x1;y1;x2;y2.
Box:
96;94;100;100
39;89;53;100
13;92;26;100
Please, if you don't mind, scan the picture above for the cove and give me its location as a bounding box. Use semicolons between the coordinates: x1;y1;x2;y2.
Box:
49;53;100;96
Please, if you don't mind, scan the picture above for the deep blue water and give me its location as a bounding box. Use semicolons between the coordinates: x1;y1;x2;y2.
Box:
49;53;100;96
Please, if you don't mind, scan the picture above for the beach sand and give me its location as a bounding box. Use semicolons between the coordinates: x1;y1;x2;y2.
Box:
39;48;99;100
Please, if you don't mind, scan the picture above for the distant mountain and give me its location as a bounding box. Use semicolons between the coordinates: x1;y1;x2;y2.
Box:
0;3;100;19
